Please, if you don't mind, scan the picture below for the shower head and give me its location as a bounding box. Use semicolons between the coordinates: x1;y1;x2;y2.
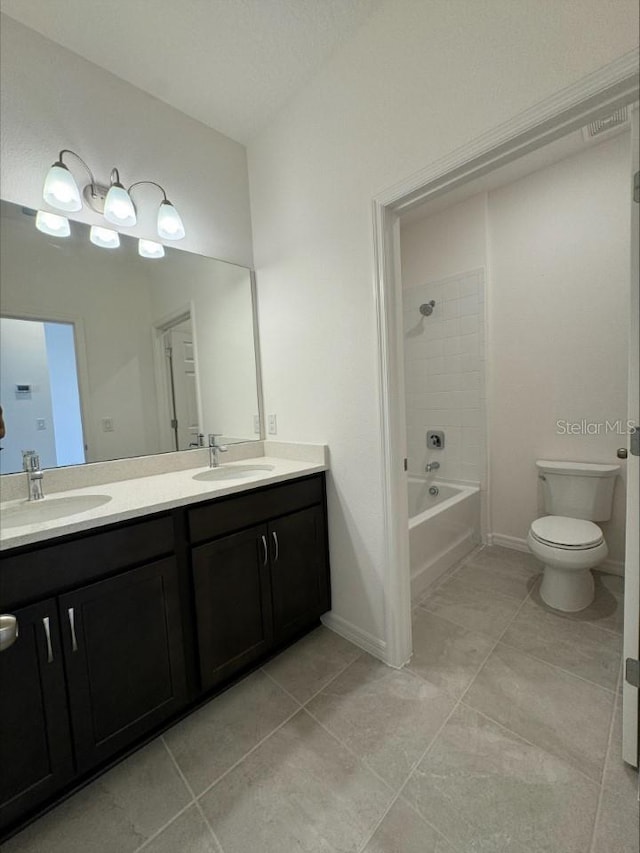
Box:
419;300;435;317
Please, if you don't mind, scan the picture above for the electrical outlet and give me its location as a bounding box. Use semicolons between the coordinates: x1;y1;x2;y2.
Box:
253;414;261;434
101;417;114;432
268;414;277;435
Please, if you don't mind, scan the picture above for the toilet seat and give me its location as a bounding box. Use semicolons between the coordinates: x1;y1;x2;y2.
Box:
530;516;603;550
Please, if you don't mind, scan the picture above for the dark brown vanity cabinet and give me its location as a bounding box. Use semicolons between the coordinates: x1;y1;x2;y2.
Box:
0;600;74;832
189;474;331;691
59;557;188;774
0;472;330;839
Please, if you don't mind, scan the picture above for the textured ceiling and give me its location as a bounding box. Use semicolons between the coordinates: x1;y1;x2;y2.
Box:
0;0;382;143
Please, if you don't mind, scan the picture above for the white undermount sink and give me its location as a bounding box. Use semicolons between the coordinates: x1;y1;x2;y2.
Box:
192;464;275;482
1;494;113;529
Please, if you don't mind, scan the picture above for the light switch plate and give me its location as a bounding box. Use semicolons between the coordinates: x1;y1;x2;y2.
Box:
101;417;114;432
268;414;277;435
36;418;46;431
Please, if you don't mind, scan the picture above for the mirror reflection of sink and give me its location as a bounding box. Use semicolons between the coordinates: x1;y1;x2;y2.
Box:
1;494;112;529
193;464;275;483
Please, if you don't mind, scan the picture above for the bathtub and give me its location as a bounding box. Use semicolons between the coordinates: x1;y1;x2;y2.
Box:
408;477;481;601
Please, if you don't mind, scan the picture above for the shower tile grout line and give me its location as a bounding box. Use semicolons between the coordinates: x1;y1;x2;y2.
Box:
357;573;536;852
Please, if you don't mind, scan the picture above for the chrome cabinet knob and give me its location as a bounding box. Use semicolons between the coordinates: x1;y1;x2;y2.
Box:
0;615;19;652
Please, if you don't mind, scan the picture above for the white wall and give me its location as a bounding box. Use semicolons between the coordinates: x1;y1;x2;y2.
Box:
488;133;630;564
248;0;639;651
0;14;253;268
401;196;487;485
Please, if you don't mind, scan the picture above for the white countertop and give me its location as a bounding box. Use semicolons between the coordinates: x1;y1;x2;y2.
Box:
0;456;327;551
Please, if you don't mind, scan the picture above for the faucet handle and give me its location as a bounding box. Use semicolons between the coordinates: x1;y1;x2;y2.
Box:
208;434;228;452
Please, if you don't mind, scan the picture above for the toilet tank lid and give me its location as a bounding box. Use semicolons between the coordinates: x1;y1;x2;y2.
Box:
536;460;619;477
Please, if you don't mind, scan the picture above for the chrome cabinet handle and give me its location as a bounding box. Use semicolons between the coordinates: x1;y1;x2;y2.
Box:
42;616;53;663
271;531;279;562
260;534;268;566
68;608;78;652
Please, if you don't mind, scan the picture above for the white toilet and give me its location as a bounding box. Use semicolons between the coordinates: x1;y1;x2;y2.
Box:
527;460;619;612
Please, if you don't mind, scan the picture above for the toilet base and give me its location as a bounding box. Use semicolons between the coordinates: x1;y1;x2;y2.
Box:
539;565;595;612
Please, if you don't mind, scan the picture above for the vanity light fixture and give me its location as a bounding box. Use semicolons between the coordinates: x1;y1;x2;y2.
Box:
40;149;185;252
103;169;137;227
35;210;71;238
138;238;165;259
90;225;120;249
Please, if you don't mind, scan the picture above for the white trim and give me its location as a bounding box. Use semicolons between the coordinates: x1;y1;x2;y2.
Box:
372;51;640;670
321;612;387;663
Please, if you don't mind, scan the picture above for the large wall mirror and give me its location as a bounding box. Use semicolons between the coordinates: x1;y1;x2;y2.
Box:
0;200;262;475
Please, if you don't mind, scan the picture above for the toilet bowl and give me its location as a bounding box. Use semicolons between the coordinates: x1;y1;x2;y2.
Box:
527;460;619;613
527;516;607;611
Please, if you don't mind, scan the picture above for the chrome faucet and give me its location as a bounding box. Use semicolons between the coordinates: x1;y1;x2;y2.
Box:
425;461;440;473
22;450;45;501
208;434;228;468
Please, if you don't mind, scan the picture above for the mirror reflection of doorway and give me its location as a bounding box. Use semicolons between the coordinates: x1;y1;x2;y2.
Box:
0;316;86;474
158;315;201;451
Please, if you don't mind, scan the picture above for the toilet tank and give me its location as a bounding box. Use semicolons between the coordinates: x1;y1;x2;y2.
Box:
536;460;619;521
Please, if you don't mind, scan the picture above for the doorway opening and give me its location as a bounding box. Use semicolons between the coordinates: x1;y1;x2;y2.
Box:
0;316;86;474
373;56;639;765
153;311;202;452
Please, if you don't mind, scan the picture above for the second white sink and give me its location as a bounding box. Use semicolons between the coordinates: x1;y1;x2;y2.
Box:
192;464;275;482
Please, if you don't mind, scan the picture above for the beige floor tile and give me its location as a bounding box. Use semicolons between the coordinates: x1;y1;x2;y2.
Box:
138;805;219;853
591;784;640;853
404;703;599;853
529;571;624;635
603;693;640;796
199;710;392;853
407;610;494;697
163;669;297;795
307;655;457;789
419;575;522;638
464;643;615;781
453;555;538;602
466;545;541;574
263;625;362;703
362;798;457;853
501;599;621;690
2;740;191;853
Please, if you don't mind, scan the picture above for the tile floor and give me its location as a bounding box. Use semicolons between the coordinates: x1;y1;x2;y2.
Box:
4;546;638;853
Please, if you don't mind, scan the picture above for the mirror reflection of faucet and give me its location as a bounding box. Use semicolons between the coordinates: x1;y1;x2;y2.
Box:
22;450;45;501
208;434;228;468
425;461;440;473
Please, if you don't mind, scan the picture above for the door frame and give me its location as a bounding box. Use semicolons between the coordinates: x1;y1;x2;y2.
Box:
151;303;203;453
372;50;640;668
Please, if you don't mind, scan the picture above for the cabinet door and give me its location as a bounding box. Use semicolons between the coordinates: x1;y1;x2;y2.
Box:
270;505;329;642
193;525;273;692
59;558;187;773
0;600;73;834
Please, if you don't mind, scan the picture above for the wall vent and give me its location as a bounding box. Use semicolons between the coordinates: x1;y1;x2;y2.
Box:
583;107;629;141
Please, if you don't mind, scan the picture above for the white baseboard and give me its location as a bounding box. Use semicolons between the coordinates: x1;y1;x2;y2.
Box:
410;531;478;601
490;533;530;553
321;612;387;662
490;532;625;577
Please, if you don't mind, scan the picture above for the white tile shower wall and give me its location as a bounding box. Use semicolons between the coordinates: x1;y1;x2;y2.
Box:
403;269;486;484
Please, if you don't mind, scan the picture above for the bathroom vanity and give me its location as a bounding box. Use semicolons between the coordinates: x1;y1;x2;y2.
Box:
0;458;331;838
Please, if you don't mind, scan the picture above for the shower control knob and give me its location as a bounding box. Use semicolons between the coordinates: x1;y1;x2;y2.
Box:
616;448;628;459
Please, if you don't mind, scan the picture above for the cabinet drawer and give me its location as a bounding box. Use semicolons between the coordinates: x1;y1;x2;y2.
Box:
0;516;175;610
188;475;323;544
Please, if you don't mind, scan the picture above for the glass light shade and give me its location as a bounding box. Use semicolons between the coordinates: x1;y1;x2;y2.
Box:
157;201;185;240
42;162;82;212
104;183;137;227
35;210;71;238
138;238;165;259
90;225;120;249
